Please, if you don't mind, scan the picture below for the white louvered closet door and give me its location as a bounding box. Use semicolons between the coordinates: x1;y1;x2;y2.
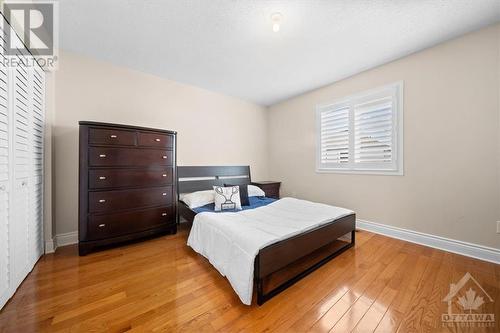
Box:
0;21;10;307
11;47;31;286
0;18;45;310
29;66;45;263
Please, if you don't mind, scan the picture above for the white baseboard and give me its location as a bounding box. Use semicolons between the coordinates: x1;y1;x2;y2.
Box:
55;231;78;248
44;239;56;254
46;223;499;264
357;219;500;264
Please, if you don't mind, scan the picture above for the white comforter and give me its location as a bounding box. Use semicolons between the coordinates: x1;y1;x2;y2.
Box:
186;197;354;305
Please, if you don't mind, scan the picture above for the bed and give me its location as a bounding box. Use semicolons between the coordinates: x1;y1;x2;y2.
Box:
178;165;356;305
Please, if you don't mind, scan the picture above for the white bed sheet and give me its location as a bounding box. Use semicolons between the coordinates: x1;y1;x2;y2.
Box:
186;197;353;305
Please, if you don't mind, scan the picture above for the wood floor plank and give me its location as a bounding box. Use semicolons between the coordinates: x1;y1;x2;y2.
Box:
331;253;406;332
307;245;406;332
351;287;398;333
374;251;431;333
0;225;498;333
397;250;445;332
328;253;408;332
419;252;454;332
51;291;127;324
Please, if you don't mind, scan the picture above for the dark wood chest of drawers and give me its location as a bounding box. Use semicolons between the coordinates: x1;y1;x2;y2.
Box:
79;121;177;255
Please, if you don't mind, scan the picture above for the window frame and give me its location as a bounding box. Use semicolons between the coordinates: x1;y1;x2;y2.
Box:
315;81;404;175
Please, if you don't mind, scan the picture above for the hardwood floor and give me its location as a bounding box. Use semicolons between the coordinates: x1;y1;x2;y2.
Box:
0;224;499;332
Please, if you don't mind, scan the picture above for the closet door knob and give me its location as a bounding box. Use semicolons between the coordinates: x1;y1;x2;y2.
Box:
98;224;106;228
99;199;106;203
0;185;5;191
99;154;106;158
110;135;117;138
99;176;106;180
21;181;28;187
162;192;167;196
162;156;167;159
162;174;167;177
155;138;161;142
162;213;167;216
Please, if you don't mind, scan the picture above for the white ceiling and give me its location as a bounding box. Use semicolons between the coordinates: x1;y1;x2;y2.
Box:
60;0;500;106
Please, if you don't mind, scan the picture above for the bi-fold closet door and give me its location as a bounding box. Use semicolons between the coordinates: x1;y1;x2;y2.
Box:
0;19;45;310
0;25;10;309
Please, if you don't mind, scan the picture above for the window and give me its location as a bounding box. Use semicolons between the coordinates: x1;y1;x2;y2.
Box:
316;82;403;175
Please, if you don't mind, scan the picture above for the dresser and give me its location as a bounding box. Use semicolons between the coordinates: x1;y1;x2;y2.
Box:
79;122;177;255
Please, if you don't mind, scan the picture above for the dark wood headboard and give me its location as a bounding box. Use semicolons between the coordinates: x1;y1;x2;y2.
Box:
177;165;251;194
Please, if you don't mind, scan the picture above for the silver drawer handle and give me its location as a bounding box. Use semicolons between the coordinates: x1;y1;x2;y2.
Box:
99;176;106;180
110;135;117;138
162;213;167;216
162;193;167;196
162;174;167;177
98;224;106;228
162;156;167;159
99;199;106;203
99;154;106;158
155;138;161;142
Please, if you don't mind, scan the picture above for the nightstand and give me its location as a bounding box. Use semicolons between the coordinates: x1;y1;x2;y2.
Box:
251;181;281;199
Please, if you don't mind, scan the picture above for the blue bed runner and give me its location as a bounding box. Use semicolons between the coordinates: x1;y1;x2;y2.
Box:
192;196;276;214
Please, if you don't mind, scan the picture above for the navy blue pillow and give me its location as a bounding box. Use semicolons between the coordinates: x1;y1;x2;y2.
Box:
224;183;250;206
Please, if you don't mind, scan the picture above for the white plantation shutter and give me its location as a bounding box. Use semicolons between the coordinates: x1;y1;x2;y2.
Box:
316;82;403;174
354;98;393;165
318;105;349;167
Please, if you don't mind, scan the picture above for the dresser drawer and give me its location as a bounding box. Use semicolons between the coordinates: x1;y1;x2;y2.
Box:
87;206;175;241
138;132;174;148
89;147;173;167
89;168;173;189
89;128;136;146
89;186;173;213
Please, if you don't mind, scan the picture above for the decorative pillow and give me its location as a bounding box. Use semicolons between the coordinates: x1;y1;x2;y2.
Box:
213;186;242;211
179;190;215;209
224;183;250;206
248;184;265;197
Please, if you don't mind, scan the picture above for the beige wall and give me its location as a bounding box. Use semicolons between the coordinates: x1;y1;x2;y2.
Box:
498;27;500;219
268;24;500;249
51;25;500;248
53;51;268;235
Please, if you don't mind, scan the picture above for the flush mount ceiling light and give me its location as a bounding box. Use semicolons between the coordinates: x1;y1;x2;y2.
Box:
271;12;283;32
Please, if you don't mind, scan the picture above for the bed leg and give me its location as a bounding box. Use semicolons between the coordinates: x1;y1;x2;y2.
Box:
257;278;264;305
351;229;356;246
255;255;264;305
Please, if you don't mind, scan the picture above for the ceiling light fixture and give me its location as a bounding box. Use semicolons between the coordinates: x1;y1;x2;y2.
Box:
271;13;283;32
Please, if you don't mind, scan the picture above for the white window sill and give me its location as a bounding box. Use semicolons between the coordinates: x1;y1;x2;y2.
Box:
315;168;404;176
